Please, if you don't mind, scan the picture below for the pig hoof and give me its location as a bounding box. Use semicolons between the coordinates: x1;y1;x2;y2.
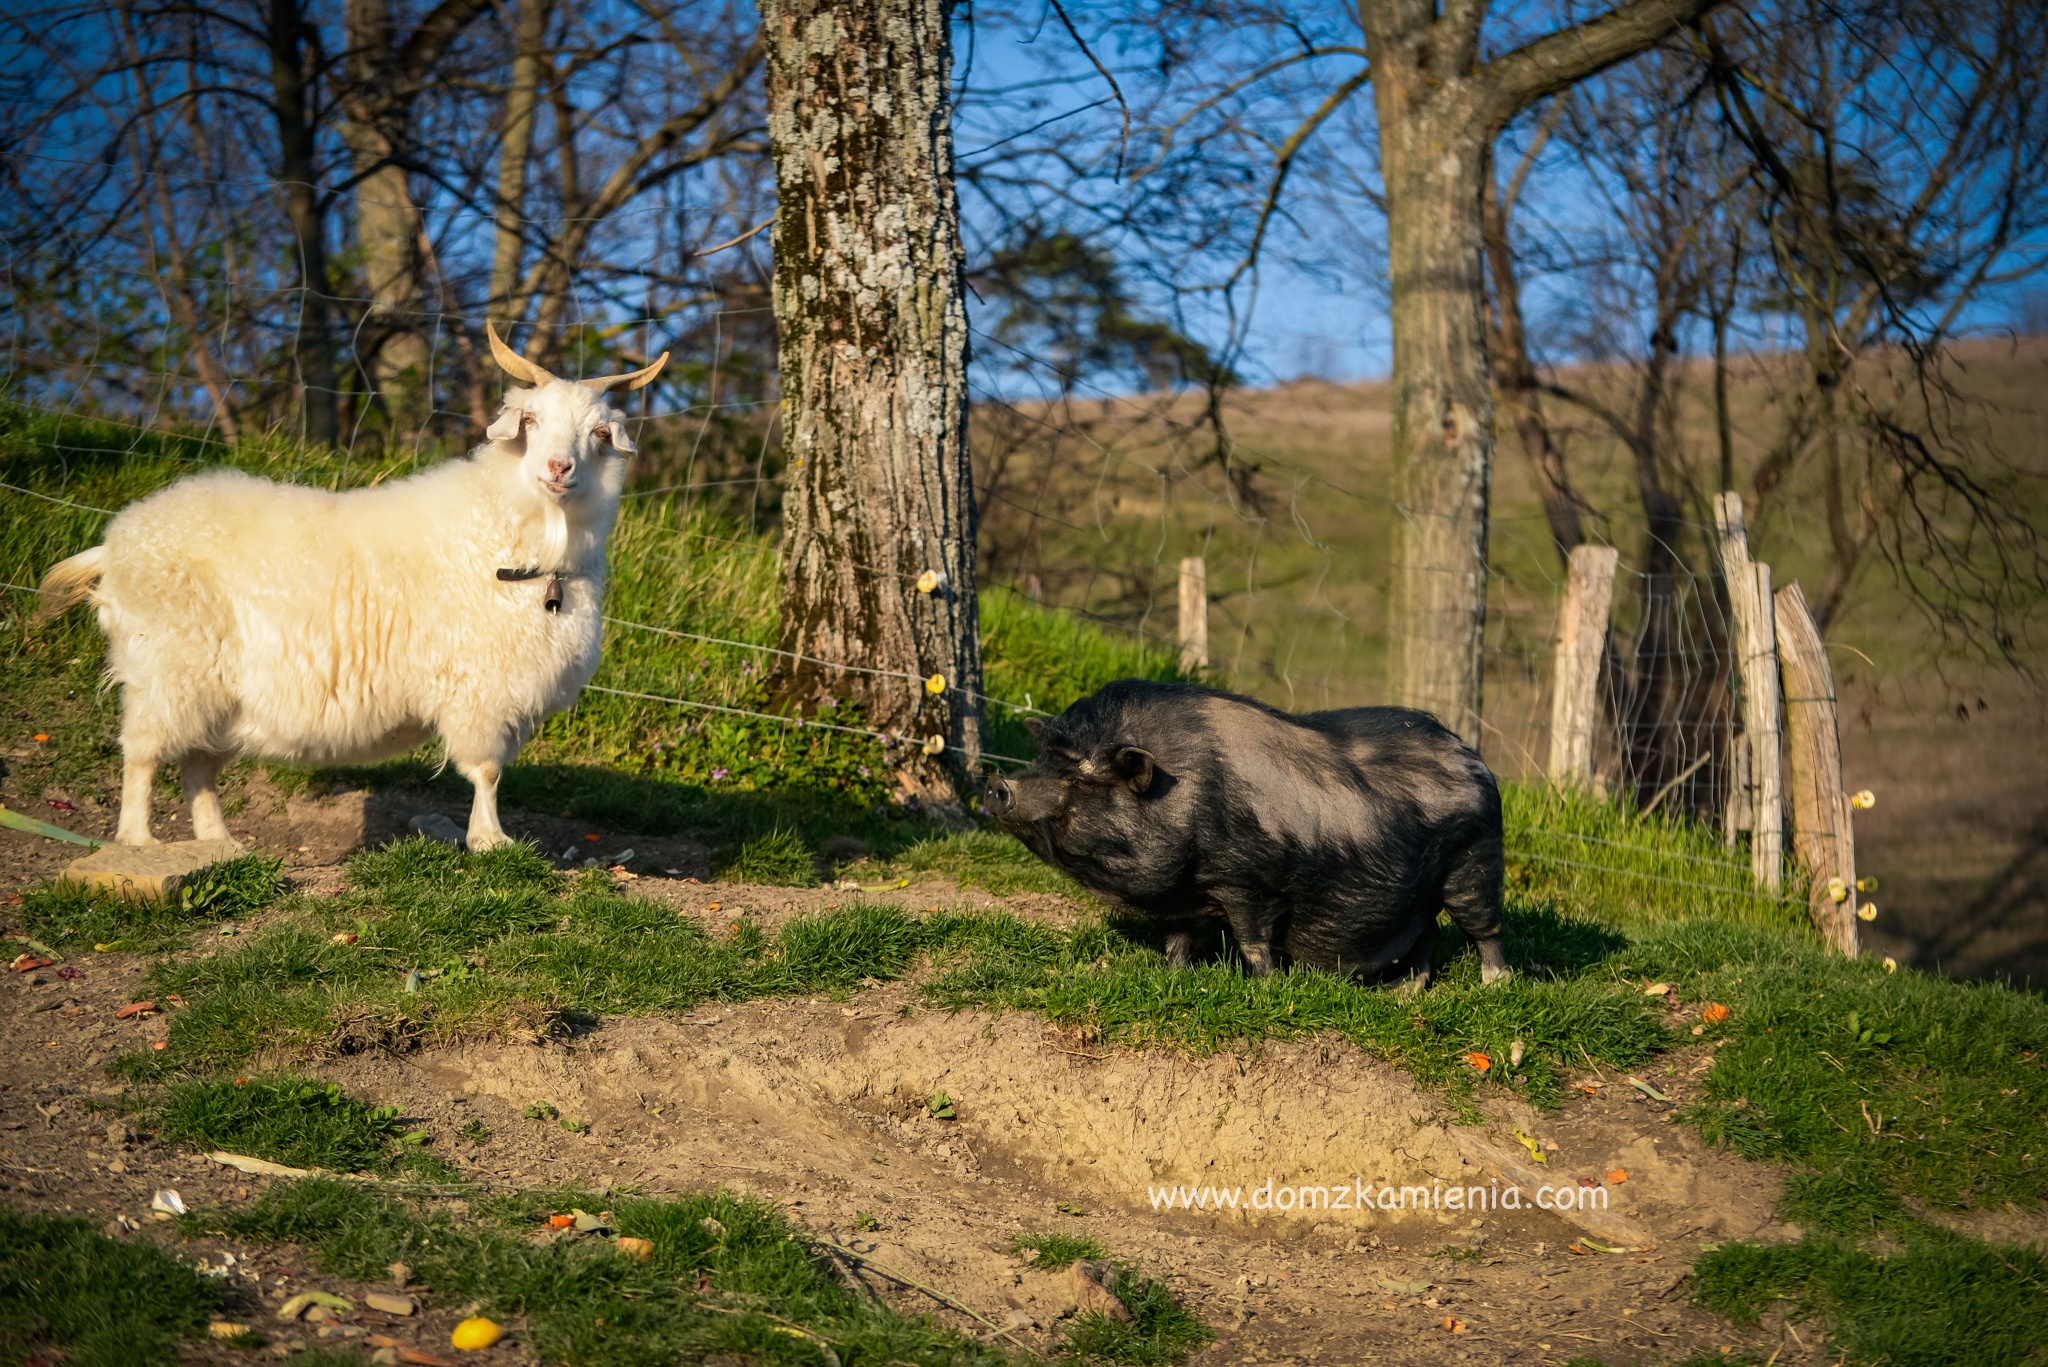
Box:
1480;963;1513;985
1393;972;1432;1000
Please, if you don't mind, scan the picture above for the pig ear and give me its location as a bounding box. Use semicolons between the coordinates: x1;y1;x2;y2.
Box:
1112;746;1155;794
1023;718;1046;742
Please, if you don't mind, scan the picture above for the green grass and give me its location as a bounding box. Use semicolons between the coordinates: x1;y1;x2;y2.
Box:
890;830;1088;897
1690;1227;2048;1367
1012;1231;1110;1270
116;838;940;1072
145;1073;449;1177
16;853;285;952
0;1207;223;1366
1007;1230;1210;1365
188;1178;1016;1367
1503;783;1812;934
718;824;818;886
0;402;1192;871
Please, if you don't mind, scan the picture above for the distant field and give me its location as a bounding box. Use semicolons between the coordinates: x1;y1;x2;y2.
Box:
972;339;2048;985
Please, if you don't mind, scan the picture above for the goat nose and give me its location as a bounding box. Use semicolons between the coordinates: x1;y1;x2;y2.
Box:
547;458;572;478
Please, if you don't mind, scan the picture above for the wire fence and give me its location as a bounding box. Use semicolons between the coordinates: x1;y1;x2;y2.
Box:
0;205;1789;914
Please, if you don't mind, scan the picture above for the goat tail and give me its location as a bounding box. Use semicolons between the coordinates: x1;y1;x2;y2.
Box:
33;546;105;625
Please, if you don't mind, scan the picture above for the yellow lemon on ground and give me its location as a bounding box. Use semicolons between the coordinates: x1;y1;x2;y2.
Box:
451;1317;503;1351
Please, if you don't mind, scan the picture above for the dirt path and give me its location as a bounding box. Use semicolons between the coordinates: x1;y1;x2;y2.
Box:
0;806;1832;1366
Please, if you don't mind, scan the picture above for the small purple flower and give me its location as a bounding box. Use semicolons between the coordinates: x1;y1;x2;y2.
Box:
710;767;729;781
742;662;753;674
858;766;870;778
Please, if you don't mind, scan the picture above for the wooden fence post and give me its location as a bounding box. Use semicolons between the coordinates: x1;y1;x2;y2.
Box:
1776;581;1859;954
1547;544;1620;786
1178;556;1208;670
1714;493;1784;892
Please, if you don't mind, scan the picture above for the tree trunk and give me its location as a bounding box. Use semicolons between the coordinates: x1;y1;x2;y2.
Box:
1358;0;1725;741
343;0;430;432
489;0;549;322
762;0;982;803
1375;81;1494;743
1482;165;1582;564
265;0;337;447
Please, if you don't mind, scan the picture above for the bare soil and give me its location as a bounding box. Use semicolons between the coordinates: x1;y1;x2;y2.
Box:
1;797;1865;1367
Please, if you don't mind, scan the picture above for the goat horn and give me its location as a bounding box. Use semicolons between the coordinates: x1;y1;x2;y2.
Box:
485;319;556;386
581;351;670;394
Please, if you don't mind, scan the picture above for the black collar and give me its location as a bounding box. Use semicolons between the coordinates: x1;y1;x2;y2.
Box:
497;566;567;612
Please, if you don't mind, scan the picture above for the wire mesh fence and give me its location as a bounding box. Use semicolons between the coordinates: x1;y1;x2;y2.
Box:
0;209;1806;921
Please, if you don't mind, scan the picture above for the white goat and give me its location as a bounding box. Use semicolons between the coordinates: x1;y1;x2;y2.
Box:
37;323;666;850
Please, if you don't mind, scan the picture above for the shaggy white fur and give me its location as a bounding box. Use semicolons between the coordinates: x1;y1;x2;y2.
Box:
38;329;666;850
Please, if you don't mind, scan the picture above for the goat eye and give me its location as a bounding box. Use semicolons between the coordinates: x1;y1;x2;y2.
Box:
594;428;611;444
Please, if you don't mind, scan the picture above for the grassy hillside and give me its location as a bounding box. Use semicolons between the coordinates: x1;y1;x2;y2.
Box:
0;402;1189;864
5;402;2047;1365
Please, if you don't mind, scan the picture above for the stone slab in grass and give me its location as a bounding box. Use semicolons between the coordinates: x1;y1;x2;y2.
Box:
58;838;247;900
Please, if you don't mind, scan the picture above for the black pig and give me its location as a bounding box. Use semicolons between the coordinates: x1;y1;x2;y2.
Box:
983;680;1507;988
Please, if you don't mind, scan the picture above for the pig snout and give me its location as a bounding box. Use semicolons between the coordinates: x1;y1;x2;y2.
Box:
984;777;1015;815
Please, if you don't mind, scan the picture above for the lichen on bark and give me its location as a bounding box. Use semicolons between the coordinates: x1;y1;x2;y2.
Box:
763;0;983;803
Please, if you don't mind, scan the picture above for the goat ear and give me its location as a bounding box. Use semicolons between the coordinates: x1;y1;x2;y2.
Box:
1112;745;1155;794
604;420;637;455
486;408;525;443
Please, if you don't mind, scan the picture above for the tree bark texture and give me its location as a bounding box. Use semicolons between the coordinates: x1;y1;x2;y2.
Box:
266;0;337;446
1359;0;1725;742
762;0;983;798
340;0;491;428
489;0;549;320
1482;170;1582;564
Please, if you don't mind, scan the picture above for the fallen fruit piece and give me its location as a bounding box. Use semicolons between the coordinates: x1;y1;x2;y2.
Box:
1702;1002;1729;1024
1607;1168;1629;1184
614;1237;655;1259
1464;1051;1491;1074
10;954;53;973
115;1001;157;1019
1380;1278;1431;1294
364;1293;416;1316
1643;982;1671;996
1511;1127;1547;1164
545;1214;575;1230
1509;1039;1526;1068
450;1317;503;1351
279;1291;354;1321
208;1321;253;1339
331;932;358;945
1576;1175;1600;1189
150;1189;187;1216
56;965;83;980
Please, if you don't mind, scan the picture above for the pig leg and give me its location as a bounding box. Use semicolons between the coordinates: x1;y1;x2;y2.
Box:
1392;926;1437;999
1163;922;1198;968
1217;897;1283;977
1444;829;1510;984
